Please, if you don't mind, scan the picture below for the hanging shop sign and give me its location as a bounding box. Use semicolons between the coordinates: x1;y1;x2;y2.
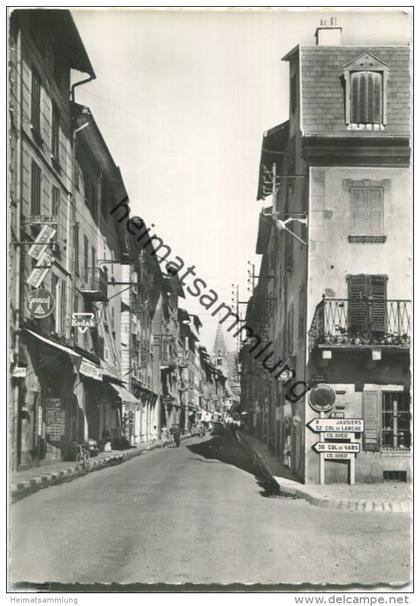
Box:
12;366;27;378
26;250;54;289
71;313;96;334
28;225;56;261
308;383;335;413
25;288;55;319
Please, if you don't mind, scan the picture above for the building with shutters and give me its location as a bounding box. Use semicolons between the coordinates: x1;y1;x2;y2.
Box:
241;22;411;484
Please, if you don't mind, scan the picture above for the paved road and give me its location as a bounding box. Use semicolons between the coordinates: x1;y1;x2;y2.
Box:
11;434;411;588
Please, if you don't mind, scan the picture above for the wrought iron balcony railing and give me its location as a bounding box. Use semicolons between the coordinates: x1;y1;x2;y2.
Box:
80;267;108;301
309;297;411;349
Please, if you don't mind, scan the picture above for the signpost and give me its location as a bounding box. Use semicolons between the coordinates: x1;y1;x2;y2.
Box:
308;385;365;485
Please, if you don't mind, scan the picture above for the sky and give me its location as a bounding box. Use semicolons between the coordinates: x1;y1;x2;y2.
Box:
71;7;411;351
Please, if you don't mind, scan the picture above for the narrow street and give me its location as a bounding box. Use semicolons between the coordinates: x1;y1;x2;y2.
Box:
11;434;411;588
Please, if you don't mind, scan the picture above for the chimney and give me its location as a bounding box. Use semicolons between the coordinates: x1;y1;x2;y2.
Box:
315;17;342;46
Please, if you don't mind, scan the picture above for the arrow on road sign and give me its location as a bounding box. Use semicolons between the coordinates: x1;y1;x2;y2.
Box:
308;418;364;433
314;442;360;453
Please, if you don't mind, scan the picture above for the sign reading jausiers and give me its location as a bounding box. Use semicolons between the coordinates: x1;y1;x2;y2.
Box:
308;418;364;433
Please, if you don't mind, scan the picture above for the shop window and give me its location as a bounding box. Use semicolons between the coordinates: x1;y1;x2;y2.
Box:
381;392;411;451
31;160;41;215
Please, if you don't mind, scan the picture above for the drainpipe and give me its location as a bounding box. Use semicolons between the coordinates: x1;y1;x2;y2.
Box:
12;28;22;471
71;74;95;103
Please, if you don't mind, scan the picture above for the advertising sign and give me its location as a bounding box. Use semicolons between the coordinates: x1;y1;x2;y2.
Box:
71;313;96;334
25;288;55;319
28;225;56;261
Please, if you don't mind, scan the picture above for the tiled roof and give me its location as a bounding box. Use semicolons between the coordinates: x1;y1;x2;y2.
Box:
297;46;410;138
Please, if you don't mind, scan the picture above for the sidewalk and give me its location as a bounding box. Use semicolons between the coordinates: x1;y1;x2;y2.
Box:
239;432;413;513
10;435;188;503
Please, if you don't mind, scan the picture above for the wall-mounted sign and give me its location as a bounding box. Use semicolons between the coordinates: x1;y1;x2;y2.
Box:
25;288;55;319
28;215;57;225
78;358;103;381
12;366;27;378
329;411;345;419
71;313;95;334
308;383;336;413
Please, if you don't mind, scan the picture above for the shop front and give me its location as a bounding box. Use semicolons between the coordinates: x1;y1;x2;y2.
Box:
19;329;81;468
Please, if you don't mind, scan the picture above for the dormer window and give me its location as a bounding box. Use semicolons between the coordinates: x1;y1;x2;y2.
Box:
343;53;390;129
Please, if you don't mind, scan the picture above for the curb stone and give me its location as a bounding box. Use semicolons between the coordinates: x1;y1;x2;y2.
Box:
239;432;412;514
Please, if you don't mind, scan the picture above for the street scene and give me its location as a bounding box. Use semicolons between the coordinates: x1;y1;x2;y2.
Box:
8;7;412;592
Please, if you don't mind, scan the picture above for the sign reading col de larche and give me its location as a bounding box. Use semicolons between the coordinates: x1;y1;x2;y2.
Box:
25;288;55;319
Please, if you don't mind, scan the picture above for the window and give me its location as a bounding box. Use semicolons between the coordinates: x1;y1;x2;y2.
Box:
350;186;384;241
31;69;41;137
350;71;382;124
53;276;66;335
347;274;387;336
51;186;60;244
343;52;390;128
73;223;80;274
91;246;96;270
382;392;410;451
31;161;41;215
51;103;60;163
344;179;388;243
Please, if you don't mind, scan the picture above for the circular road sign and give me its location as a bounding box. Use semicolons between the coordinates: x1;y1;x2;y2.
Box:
308;383;336;413
25;288;55;319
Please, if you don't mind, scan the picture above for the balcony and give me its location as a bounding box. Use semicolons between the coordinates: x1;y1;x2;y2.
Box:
80;268;108;302
309;297;411;350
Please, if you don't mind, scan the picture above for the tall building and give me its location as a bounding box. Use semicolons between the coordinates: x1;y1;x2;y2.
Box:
241;23;411;484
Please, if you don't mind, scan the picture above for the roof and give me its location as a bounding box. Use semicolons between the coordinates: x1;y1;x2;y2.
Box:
286;45;410;139
13;9;95;77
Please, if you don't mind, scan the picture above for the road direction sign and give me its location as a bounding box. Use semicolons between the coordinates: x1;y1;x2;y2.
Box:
25;288;55;318
324;432;353;440
324;452;355;461
314;442;360;453
308;418;364;433
28;225;56;261
71;313;95;333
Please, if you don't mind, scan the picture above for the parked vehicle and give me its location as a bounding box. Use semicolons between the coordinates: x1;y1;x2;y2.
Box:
190;423;205;437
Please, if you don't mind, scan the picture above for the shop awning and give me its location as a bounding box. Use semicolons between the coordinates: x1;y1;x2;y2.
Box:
24;329;81;365
109;383;140;406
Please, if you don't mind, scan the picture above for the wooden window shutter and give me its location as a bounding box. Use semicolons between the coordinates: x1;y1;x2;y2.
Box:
363;391;380;451
350;187;366;235
350;71;382;124
31;161;41;215
368;275;387;333
347;274;368;335
366;187;384;236
31;69;41;134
